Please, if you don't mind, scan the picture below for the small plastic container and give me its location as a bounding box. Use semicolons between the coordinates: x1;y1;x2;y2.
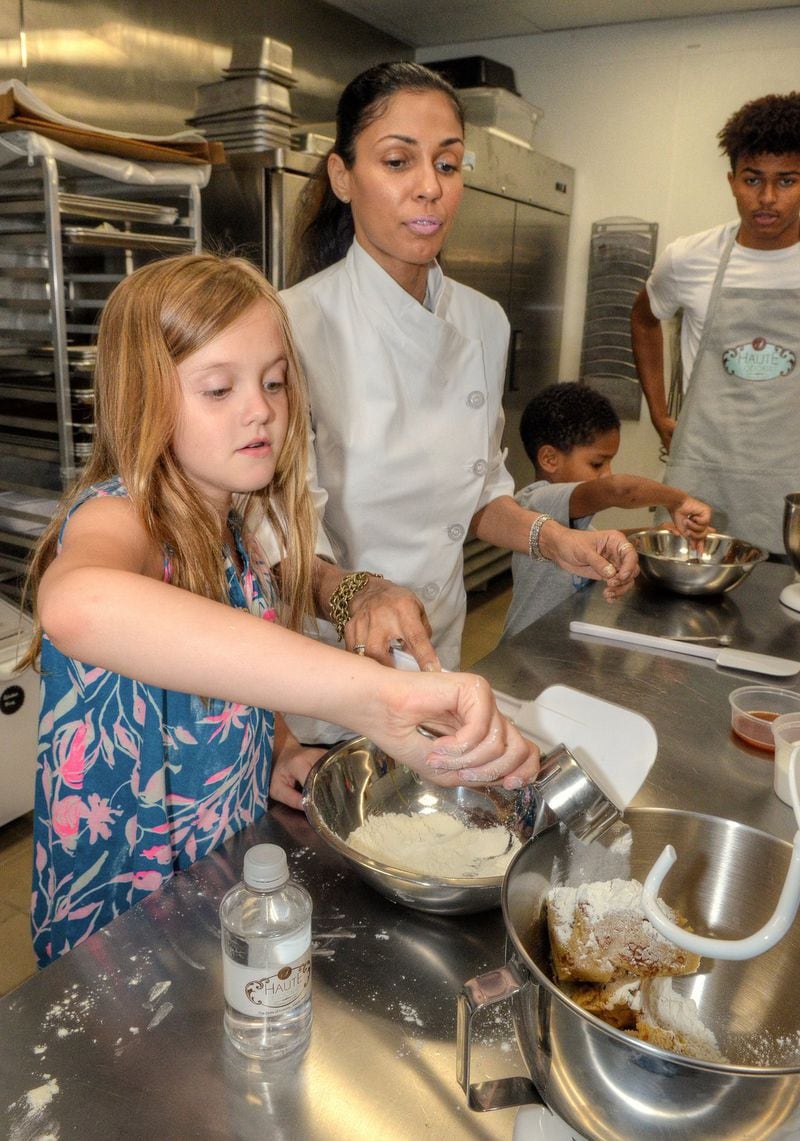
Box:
772;713;800;804
729;686;800;751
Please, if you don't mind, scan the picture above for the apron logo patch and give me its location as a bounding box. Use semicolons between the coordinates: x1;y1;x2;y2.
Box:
722;338;796;380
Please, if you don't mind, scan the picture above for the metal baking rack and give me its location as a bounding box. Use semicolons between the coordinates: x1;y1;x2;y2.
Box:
0;153;201;601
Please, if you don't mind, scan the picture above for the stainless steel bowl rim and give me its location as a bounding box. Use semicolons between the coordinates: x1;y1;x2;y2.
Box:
501;804;800;1076
629;529;768;565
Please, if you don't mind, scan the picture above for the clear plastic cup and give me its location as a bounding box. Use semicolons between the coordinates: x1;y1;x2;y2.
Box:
771;712;800;805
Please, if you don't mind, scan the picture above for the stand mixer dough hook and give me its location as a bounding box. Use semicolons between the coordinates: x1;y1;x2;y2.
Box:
641;749;800;960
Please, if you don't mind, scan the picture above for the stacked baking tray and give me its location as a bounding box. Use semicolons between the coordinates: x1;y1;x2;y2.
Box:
189;36;296;155
0;152;201;599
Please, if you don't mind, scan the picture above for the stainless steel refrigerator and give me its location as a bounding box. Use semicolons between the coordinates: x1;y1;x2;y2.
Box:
201;126;574;588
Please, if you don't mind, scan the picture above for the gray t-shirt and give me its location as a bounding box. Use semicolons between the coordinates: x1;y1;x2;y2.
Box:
502;480;593;640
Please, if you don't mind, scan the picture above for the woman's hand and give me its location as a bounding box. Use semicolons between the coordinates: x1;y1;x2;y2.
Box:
539;520;639;601
269;715;326;809
670;495;712;540
363;670;540;790
318;562;440;669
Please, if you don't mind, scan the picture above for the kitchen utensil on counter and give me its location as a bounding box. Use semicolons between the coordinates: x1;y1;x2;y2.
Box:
641;751;800;961
570;619;800;677
302;686;657;914
728;684;800;750
773;713;800;805
780;492;800;613
671;632;732;644
629;529;767;595
458;807;800;1137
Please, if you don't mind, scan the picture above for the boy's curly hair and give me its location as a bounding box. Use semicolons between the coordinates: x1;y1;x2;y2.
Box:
718;92;800;170
519;382;620;467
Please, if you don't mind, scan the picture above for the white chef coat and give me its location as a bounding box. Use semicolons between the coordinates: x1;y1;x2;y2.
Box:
276;240;513;741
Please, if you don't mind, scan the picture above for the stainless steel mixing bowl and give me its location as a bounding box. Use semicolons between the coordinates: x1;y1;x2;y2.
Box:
629;529;767;595
784;493;800;574
458;807;800;1138
302;737;519;914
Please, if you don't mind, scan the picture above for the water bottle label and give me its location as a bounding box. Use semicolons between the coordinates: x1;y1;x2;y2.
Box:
223;949;312;1016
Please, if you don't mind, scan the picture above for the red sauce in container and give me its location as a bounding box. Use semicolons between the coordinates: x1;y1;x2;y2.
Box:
732;710;779;751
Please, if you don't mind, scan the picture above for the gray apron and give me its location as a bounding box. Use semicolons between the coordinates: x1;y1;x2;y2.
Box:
665;230;800;553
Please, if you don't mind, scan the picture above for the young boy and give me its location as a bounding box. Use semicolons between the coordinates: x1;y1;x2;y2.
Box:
502;383;712;639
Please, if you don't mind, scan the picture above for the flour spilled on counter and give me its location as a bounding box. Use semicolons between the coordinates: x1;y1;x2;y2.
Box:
146;1003;174;1030
8;1075;60;1140
346;811;518;878
311;926;361;960
146;980;172;1007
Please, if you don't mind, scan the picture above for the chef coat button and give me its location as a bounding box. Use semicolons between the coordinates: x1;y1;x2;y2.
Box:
447;523;465;541
472;459;487;476
467;390;485;409
421;582;439;600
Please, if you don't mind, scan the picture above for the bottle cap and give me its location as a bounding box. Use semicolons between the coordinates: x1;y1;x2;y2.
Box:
243;844;289;890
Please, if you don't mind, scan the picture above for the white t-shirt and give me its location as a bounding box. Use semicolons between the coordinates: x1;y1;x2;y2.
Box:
646;220;800;389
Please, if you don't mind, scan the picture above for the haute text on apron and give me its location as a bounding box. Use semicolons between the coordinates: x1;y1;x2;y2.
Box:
664;230;800;553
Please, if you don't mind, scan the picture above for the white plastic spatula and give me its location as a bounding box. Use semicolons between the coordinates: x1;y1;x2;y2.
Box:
493;684;657;811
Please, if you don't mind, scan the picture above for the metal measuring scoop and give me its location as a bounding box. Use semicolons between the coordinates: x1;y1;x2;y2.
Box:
416;725;622;845
513;742;622;844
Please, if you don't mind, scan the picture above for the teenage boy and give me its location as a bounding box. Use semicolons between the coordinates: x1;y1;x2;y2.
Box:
631;91;800;555
502;383;711;639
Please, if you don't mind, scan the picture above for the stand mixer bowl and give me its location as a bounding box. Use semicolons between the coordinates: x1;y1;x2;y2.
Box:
784;493;800;574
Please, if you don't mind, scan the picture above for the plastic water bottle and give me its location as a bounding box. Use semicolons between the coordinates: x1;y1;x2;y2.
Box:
220;844;313;1060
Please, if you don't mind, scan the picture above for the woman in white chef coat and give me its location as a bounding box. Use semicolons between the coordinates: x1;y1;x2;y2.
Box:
279;62;636;729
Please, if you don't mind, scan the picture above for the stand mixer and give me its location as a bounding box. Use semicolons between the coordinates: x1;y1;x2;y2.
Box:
781;492;800;612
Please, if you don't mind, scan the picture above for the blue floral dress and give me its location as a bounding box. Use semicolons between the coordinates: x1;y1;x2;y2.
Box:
31;477;277;967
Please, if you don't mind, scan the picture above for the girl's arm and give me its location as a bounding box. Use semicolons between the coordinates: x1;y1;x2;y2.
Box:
568;478;712;538
470;495;639;600
39;496;536;789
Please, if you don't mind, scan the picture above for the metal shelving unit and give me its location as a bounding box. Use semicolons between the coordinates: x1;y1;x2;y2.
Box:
0;153;202;601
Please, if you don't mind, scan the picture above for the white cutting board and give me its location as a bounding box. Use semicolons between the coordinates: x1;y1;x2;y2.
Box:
494;684;657;811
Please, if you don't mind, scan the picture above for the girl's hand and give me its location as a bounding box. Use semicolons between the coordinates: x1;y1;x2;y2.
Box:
364;671;540;790
344;576;440;670
539;521;639;601
670;496;712;540
269;715;326;809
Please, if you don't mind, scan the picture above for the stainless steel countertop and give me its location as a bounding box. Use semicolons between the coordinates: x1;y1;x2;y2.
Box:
3;562;799;1140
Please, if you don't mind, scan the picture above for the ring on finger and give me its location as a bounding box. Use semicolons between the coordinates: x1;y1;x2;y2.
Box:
353;643;367;656
618;541;633;554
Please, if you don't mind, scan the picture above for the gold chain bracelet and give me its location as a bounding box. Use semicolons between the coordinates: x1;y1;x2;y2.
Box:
329;571;383;641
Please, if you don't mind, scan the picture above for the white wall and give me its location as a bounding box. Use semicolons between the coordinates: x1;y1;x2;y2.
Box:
420;8;800;529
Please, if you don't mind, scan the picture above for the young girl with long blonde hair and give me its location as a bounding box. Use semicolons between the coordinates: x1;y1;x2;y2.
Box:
22;253;535;967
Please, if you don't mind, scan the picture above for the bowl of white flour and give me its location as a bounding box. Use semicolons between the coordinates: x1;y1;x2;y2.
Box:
302;737;523;913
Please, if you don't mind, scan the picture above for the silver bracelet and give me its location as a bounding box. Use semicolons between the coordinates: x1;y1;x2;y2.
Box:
528;513;554;562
